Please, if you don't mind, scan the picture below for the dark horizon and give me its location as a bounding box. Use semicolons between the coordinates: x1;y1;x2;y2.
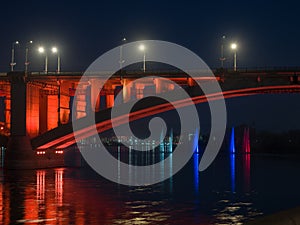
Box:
1;1;300;72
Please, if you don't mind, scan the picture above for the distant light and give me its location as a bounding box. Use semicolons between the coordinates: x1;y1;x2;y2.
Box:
37;151;46;155
29;41;33;44
231;43;237;50
15;41;19;44
38;47;45;53
122;37;127;42
139;44;145;51
52;47;58;53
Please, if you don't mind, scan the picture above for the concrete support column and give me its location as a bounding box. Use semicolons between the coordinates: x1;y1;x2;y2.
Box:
26;84;39;137
122;79;132;103
155;78;163;94
114;85;123;106
5;72;37;169
130;84;137;101
10;73;26;136
99;89;107;110
90;79;105;112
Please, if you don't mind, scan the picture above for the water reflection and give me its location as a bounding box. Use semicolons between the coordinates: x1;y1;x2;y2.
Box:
36;170;45;201
2;127;298;224
55;169;64;206
242;127;251;192
193;152;200;195
0;148;296;225
243;154;251;192
230;154;236;193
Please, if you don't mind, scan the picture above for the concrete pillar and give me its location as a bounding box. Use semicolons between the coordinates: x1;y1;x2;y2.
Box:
26;84;39;137
85;85;91;116
155;78;163;94
47;95;58;130
130;83;137;101
90;79;104;112
68;87;76;122
39;91;48;134
99;89;107;110
114;85;123;106
5;72;37;169
122;79;132;103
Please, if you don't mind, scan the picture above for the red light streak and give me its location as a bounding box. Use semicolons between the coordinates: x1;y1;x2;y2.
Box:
36;85;300;150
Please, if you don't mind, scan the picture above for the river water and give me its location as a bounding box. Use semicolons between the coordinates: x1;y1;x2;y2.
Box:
0;148;300;225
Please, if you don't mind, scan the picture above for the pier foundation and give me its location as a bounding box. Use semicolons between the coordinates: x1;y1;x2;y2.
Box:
5;72;37;169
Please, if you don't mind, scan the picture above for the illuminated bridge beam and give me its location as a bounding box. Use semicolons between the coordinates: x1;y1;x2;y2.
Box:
32;85;300;150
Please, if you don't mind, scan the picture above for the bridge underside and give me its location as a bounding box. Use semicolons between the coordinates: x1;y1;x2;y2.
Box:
32;85;300;150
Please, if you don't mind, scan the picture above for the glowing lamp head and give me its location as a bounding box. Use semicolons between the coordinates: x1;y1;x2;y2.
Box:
231;43;237;50
29;41;33;44
52;47;58;53
15;41;19;44
139;44;145;51
38;47;45;53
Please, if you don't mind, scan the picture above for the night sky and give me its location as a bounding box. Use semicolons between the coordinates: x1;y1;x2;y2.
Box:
1;0;300;72
1;0;299;132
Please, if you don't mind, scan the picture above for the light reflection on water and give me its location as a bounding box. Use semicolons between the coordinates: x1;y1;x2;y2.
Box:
0;148;300;224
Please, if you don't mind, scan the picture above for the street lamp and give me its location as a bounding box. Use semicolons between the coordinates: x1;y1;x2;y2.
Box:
119;38;126;70
52;46;60;73
139;44;146;72
231;43;237;72
25;41;33;73
10;41;19;71
38;46;48;73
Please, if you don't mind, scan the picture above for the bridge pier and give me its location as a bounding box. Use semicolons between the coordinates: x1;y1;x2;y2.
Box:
5;72;38;169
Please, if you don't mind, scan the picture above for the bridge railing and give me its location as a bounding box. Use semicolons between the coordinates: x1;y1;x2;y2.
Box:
0;67;300;77
30;67;300;75
215;66;300;73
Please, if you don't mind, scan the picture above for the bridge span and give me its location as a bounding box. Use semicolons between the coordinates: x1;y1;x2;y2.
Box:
32;84;300;150
0;69;299;169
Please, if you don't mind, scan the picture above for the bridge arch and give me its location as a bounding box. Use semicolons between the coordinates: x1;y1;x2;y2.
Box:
32;85;300;150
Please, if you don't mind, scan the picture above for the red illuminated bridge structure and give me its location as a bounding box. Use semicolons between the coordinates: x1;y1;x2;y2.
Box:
0;69;299;169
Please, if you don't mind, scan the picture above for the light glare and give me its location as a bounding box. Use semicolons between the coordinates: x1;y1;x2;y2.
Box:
38;47;45;53
231;43;237;50
52;47;58;53
139;44;145;51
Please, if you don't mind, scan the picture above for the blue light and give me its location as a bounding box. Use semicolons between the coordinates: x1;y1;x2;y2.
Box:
193;128;199;154
194;153;199;194
230;127;236;154
160;129;164;152
168;128;173;153
195;145;199;153
230;153;236;193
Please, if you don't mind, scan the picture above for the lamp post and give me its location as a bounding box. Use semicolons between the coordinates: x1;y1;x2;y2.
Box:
220;35;226;68
38;46;48;73
119;38;126;70
10;41;19;71
231;43;237;72
52;47;60;73
25;41;33;73
139;44;146;72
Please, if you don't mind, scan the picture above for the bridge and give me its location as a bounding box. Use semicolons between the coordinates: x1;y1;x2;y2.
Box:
1;69;299;169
